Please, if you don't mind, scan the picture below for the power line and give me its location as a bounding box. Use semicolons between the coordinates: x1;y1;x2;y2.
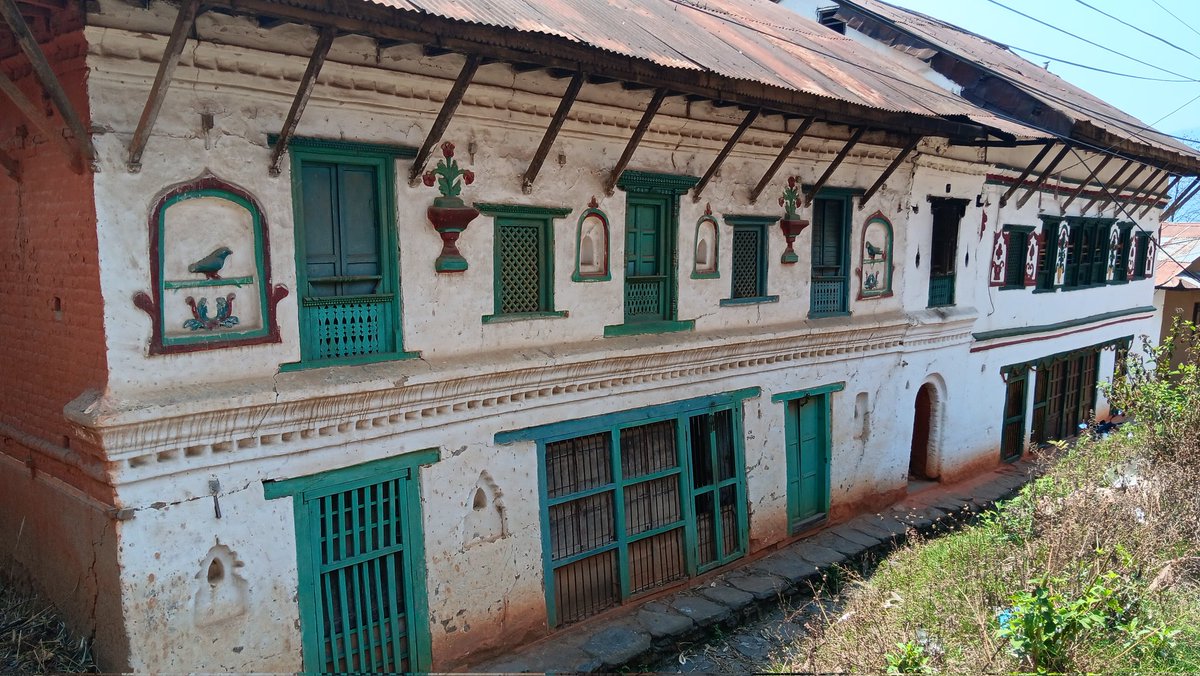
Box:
1150;0;1200;43
1006;44;1194;83
983;0;1200;83
1071;0;1200;65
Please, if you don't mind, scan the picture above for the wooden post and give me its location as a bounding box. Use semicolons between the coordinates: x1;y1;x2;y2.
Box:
522;71;584;194
998;141;1054;207
127;0;200;172
692;107;759;201
0;0;94;169
1060;152;1112;211
268;25;335;177
858;135;920;209
408;54;480;185
803;126;865;207
749;116;813;203
604;88;667;195
1014;143;1071;209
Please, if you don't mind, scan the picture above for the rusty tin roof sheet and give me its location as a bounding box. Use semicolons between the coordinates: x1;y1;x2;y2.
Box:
1156;222;1200;288
840;0;1198;159
358;0;1007;123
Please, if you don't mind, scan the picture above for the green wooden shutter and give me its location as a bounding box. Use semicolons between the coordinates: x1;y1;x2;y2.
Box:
730;226;763;299
496;218;546;314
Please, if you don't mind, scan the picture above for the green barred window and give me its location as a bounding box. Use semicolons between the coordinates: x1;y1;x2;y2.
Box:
479;204;571;322
539;405;748;626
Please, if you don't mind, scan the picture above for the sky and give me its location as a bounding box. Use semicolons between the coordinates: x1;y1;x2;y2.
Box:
882;0;1200;142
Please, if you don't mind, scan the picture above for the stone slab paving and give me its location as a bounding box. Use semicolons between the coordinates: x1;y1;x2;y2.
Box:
468;457;1036;673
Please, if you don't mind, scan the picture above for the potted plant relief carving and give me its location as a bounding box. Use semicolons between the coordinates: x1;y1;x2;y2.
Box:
778;175;809;264
423;141;479;273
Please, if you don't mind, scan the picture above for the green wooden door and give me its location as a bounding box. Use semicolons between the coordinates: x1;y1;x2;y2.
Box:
265;453;435;674
687;409;747;572
624;197;670;322
786;396;830;532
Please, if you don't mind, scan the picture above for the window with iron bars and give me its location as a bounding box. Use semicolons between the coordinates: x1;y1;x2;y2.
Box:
540;406;748;626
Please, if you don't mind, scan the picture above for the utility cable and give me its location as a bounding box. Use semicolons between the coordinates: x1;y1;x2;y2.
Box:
1005;44;1194;83
1071;0;1200;65
1150;0;1200;43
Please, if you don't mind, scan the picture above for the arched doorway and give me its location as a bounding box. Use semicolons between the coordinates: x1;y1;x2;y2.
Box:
909;383;937;480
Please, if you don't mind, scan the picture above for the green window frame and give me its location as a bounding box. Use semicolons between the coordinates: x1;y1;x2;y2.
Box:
1112;223;1133;283
1001;225;1034;289
1131;231;1150;280
286;139;417;369
1000;372;1027;462
927;197;965;307
1035;217;1060;292
722;214;779;305
810;195;852;317
605;170;699;337
496;388;757;627
477;203;572;323
263;449;439;674
773;382;842;534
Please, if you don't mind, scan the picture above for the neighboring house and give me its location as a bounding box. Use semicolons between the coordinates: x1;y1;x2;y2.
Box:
1154;222;1200;364
0;0;1195;671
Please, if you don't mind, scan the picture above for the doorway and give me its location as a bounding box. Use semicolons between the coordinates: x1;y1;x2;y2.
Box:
909;383;937;482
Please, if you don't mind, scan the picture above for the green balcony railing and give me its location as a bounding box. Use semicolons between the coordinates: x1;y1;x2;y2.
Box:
928;273;956;307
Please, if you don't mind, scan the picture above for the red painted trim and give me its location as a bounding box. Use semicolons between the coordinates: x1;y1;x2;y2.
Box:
137;173;287;355
970;314;1152;353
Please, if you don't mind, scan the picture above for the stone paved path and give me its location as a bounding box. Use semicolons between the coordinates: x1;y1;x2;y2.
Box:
471;460;1035;673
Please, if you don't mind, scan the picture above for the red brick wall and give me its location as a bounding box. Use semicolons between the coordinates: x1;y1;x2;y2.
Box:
0;31;110;502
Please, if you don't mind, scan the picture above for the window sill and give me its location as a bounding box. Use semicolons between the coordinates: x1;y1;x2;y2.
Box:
1032;287;1057;294
998;284;1026;291
807;310;851;319
572;273;611;283
603;319;695;337
279;350;422;372
720;295;779;306
691;271;720;280
926;303;957;309
1108;279;1129;286
482;310;569;324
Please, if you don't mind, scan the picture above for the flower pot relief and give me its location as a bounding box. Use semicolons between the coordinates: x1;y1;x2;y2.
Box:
778;175;809;264
423;141;479;273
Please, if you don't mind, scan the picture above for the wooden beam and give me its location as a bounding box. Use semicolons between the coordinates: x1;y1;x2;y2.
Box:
408;53;480;185
0;68;77;167
1015;143;1071;209
1060;152;1112;212
692;107;759;201
1084;162;1145;215
1123;170;1165;209
1163;177;1200;220
604;88;667;196
803;126;865;207
998;141;1054;207
127;0;199;172
522;71;584;194
1140;174;1181;217
267;25;335;177
0;0;93;168
0;146;19;181
749;116;813;203
858;135;920;209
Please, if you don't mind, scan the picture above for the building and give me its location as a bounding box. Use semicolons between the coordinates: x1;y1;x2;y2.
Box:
1;0;1195;671
1154;222;1200;364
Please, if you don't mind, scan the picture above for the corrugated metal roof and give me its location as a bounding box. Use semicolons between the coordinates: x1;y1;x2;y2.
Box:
840;0;1200;160
357;0;1003;123
1156;222;1200;287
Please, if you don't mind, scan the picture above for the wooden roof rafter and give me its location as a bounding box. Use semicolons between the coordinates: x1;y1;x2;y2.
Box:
127;0;199;172
997;141;1054;207
858;134;921;209
1139;174;1179;217
604;87;668;196
1014;142;1072;209
408;53;480;185
522;70;584;194
0;0;92;171
267;24;334;176
749;116;814;203
804;126;865;207
692;106;760;202
1060;151;1111;212
1083;162;1145;215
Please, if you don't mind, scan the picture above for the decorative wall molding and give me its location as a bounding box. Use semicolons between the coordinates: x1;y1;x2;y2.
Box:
71;313;974;483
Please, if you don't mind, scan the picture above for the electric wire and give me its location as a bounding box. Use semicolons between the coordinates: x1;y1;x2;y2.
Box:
983;0;1200;83
1071;0;1200;65
1150;0;1200;43
1005;44;1194;83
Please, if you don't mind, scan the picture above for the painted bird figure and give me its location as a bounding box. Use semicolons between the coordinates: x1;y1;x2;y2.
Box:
865;240;885;260
188;247;233;280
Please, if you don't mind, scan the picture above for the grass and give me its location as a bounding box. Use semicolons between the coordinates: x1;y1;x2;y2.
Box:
774;326;1200;674
0;574;96;674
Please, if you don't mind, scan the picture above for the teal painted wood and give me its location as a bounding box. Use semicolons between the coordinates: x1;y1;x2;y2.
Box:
615;170;700;195
974;308;1152;342
783;394;832;533
156;188;271;346
728;223;768;301
495;217;552;315
809;196;850;316
290;142;406;365
1000;372;1027;462
270;134;418;159
495;387;761;444
474;202;573;218
573;207;612;282
263;449;438;673
602;318;694;337
624;195;670;322
927;273;956;307
772;381;846;403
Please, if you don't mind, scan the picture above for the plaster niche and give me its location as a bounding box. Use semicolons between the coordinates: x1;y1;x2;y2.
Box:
463;471;507;549
193;541;249;628
693;214;719;278
573;202;611;281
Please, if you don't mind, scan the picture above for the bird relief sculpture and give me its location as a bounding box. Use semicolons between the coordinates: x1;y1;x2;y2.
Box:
858;212;893;299
184;294;239;331
188;247;233;280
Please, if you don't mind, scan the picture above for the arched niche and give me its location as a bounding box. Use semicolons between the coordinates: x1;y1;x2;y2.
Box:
692;215;720;279
133;172;288;354
573;207;611;281
857;211;893;299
